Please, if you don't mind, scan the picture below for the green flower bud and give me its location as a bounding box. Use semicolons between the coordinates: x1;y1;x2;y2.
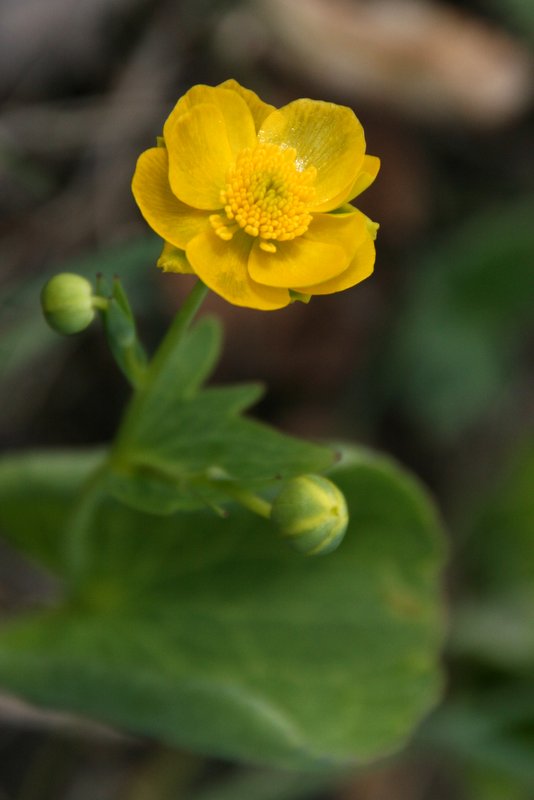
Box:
271;474;349;556
41;273;96;335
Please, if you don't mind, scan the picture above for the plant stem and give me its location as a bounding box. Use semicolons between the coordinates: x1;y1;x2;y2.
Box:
91;295;109;311
148;279;209;387
122;341;148;390
220;485;273;519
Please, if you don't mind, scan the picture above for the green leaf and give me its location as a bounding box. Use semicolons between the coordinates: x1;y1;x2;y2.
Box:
110;383;334;512
135;314;223;405
0;448;105;572
109;312;334;512
0;445;446;768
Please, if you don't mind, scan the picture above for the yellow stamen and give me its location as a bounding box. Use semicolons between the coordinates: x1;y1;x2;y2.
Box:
259;241;277;253
209;214;238;241
220;143;316;247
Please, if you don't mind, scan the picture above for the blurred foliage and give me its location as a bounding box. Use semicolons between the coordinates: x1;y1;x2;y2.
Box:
419;441;534;797
380;196;534;442
0;236;160;387
491;0;534;38
464;440;534;596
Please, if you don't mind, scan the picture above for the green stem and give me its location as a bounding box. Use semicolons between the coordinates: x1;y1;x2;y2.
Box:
122;342;148;390
91;295;109;311
148;279;209;387
220;484;273;519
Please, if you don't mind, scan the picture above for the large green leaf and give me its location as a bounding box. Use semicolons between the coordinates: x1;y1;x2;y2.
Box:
0;445;445;767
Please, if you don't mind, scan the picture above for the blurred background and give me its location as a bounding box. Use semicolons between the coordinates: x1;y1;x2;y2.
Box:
0;0;533;797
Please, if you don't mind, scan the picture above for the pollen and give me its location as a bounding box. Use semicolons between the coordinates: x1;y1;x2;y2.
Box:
217;143;316;246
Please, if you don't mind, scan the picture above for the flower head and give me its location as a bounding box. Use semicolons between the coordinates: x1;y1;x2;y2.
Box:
132;80;379;310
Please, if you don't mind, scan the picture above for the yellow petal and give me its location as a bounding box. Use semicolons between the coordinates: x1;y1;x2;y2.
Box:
132;147;210;247
217;79;276;132
305;209;368;257
164;103;234;209
164;85;256;158
328;203;361;216
299;236;376;296
157;242;194;274
316;154;381;211
249;237;348;289
349;155;380;200
248;209;366;289
187;229;290;310
258;99;365;211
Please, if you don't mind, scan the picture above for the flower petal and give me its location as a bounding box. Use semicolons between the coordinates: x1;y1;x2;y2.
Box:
299;236;376;296
187;230;290;310
217;79;276;132
315;155;381;211
258;99;365;211
349;155;381;200
157;242;194;274
132;147;210;247
305;209;368;257
249;238;347;290
248;209;366;289
164;85;256;158
164;103;234;209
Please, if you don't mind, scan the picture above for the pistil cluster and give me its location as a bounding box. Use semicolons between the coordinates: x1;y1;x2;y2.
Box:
210;143;316;252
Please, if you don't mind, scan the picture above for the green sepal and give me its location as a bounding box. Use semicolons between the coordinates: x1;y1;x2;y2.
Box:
157;243;192;274
289;290;311;304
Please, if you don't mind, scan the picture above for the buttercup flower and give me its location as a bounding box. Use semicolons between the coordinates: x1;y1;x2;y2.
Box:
132;80;379;310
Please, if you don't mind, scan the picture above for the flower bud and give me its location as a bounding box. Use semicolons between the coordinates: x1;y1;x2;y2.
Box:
271;474;349;556
41;273;96;335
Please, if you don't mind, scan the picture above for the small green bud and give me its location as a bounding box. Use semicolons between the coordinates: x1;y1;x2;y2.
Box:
41;273;96;335
271;474;349;556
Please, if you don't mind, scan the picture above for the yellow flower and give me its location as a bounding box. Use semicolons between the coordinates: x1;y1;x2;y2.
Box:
132;80;379;310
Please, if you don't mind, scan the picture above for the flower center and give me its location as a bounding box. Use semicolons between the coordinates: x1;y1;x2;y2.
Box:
210;143;316;252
